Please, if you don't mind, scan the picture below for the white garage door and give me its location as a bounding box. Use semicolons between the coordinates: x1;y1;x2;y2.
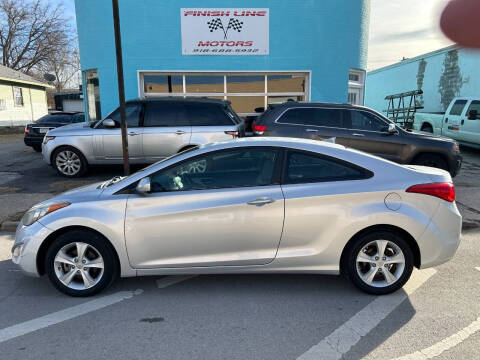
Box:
63;99;84;112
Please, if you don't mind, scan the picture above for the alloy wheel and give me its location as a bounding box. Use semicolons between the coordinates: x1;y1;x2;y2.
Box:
54;242;105;290
56;150;81;176
356;239;405;288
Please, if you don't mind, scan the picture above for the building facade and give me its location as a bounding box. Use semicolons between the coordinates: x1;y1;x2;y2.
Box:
0;65;51;126
366;45;480;115
74;0;371;121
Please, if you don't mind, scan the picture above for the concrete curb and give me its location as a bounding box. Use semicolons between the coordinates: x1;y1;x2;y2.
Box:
1;221;18;232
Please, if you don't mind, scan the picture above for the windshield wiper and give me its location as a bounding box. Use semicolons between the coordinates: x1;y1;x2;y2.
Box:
100;176;125;189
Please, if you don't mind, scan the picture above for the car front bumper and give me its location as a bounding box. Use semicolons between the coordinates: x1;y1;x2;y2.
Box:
11;220;53;277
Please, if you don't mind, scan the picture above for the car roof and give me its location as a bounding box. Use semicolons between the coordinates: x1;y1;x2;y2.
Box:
48;111;84;115
127;97;230;106
269;101;372;111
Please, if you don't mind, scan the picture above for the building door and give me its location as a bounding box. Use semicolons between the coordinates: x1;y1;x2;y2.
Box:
348;70;365;105
348;88;362;105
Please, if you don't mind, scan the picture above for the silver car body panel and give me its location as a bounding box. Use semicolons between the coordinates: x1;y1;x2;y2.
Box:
18;137;461;278
42;121;239;165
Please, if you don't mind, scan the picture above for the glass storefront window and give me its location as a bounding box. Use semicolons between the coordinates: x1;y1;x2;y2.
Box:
267;95;304;105
227;96;265;114
267;75;305;93
185;75;224;93
226;75;265;93
144;75;183;93
84;69;101;121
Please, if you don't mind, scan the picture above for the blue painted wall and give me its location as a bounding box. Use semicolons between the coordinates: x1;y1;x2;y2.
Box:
75;0;370;118
366;45;480;115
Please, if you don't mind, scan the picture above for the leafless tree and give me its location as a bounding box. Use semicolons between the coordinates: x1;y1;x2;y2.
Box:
41;42;80;90
0;0;71;73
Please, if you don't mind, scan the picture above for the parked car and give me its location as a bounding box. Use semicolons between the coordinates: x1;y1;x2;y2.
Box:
13;137;461;297
252;102;462;177
42;98;245;177
24;112;85;152
413;97;480;149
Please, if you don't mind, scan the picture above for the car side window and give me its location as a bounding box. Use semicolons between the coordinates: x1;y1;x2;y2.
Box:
284;150;370;184
449;100;467;116
185;103;234;126
349;111;387;132
144;102;189;127
150;148;279;192
109;103;142;127
466;100;480;119
72;114;85;123
277;108;314;125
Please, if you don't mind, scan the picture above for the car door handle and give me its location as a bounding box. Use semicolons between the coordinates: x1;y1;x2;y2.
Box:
306;128;318;132
175;130;186;135
128;132;139;136
461;119;465;125
352;133;365;137
247;197;275;206
445;118;448;123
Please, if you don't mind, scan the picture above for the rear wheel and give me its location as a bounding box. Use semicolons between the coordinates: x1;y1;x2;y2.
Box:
345;231;414;295
45;230;117;297
52;146;88;177
412;153;448;171
421;123;433;133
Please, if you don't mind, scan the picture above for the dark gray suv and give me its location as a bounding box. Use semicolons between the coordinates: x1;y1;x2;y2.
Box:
253;102;462;176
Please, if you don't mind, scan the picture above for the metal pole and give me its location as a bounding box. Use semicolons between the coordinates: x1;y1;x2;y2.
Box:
112;0;130;175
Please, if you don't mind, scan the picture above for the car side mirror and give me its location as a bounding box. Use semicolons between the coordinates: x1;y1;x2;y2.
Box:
135;177;151;194
103;119;116;128
387;123;396;134
468;109;478;120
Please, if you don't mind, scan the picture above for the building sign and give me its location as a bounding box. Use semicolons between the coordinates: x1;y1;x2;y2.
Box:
181;8;269;55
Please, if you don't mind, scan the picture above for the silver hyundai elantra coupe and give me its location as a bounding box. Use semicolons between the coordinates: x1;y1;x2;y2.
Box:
12;137;461;297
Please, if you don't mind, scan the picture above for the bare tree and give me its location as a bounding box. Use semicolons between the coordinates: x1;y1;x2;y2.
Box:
0;0;70;73
42;42;80;90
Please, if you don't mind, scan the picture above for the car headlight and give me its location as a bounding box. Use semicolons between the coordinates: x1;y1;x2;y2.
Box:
452;143;460;153
22;202;70;226
43;136;56;144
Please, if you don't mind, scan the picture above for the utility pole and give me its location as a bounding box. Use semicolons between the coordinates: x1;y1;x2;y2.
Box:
112;0;130;175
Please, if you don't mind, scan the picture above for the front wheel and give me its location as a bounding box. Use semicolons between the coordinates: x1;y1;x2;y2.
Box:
52;146;88;177
345;231;414;295
45;230;118;296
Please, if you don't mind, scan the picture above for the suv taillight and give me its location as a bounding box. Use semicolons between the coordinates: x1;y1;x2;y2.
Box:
225;130;239;138
24;125;30;135
406;183;455;202
253;124;267;135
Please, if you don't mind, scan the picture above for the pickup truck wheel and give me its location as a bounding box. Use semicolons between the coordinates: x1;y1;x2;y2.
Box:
412;154;448;171
421;124;433;133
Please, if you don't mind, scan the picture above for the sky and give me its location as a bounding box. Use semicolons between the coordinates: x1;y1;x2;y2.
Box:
61;0;454;72
368;0;454;71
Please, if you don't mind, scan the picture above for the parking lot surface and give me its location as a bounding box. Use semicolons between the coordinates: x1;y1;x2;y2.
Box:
0;134;479;359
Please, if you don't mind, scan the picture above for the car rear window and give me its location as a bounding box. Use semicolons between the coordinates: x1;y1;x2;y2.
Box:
284;150;372;184
36;114;72;124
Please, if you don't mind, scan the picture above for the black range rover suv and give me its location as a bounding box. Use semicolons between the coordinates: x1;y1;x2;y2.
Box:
252;102;462;176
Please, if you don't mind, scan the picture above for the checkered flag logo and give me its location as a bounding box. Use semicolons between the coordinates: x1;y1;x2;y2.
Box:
227;18;243;33
206;18;243;39
207;18;224;32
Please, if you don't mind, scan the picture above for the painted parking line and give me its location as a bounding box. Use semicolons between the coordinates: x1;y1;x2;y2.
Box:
0;289;142;344
390;315;480;360
156;275;198;289
297;269;437;360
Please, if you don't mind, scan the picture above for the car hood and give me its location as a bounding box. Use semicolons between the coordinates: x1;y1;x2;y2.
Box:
38;181;105;205
47;122;94;136
405;129;455;143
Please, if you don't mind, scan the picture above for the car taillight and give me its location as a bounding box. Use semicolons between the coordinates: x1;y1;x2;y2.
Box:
24;125;30;135
406;182;455;202
253;124;267;135
225;130;239;138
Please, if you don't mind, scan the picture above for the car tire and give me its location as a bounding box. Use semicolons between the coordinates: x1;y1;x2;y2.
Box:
345;231;414;295
45;230;118;297
52;146;88;177
412;153;448;171
33;145;42;152
420;124;433;133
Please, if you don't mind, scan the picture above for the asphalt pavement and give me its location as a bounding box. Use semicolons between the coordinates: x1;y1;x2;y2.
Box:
0;134;479;359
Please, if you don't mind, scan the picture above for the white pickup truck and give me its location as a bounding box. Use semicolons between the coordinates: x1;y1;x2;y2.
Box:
413;97;480;149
